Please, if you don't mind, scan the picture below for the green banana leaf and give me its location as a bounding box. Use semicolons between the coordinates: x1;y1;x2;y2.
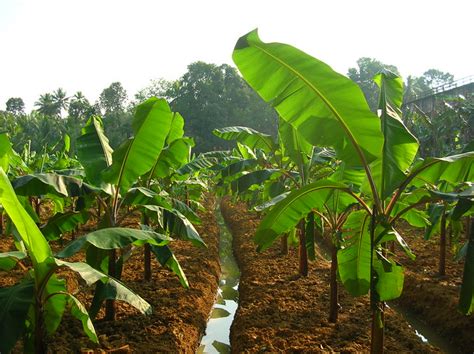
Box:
103;98;173;191
41;211;89;241
233;29;383;168
0;168;52;267
162;209;206;247
0;279;35;353
371;71;419;199
213;126;276;153
374;253;404;301
166;112;185;145
408;152;474;188
54;259;152;316
0;132;15;173
56;227;171;258
152;137;193;179
459;219;474;314
337;210;371;296
0;251;27;270
254;180;358;251
279;118;312;174
12;173;98;198
151;244;189;288
76;116;113;188
230;169;282;194
67;293;98;343
219;158;259;179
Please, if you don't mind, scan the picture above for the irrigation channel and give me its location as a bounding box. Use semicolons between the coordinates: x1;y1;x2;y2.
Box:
198;204;240;354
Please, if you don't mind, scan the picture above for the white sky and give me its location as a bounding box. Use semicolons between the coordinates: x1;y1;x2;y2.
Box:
1;0;473;111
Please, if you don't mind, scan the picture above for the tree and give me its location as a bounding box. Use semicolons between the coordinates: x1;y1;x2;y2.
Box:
134;78;174;104
67;91;93;120
347;57;399;111
52;88;69;118
35;93;59;117
5;97;25;116
99;82;128;114
404;69;454;102
167;61;278;152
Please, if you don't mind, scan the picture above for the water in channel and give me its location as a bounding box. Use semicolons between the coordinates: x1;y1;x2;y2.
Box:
198;204;240;354
388;303;459;354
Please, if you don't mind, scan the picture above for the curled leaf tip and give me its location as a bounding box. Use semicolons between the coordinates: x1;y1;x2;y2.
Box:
234;29;258;50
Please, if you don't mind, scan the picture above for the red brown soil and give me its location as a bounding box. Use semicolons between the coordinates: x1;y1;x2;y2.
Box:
221;198;441;353
0;196;220;353
395;221;474;353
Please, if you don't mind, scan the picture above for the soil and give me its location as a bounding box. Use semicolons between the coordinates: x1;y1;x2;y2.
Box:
0;195;221;353
221;198;442;353
395;221;474;353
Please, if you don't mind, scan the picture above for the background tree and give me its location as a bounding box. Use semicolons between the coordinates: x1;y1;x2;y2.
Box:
404;69;454;102
52;88;69;118
99;82;128;115
35;93;59;117
68;91;93;120
134;78;174;104
157;61;278;152
347;57;399;111
5;97;25;116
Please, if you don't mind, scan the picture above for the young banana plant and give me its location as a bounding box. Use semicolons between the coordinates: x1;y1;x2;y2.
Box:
59;98;205;322
0;168;152;353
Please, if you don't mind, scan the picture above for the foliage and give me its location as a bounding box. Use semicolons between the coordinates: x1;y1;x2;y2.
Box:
0;168;151;353
347;57;399;111
5;97;25;116
99;82;128;115
232;29;474;352
139;61;279;152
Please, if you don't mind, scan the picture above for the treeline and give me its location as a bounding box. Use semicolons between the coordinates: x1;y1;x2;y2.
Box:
1;62;278;154
1;59;472;157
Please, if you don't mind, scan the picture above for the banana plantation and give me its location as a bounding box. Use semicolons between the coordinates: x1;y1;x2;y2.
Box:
0;30;473;353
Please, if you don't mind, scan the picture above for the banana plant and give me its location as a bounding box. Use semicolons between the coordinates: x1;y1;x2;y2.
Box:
232;30;474;353
0;168;152;353
59;98;205;321
214;121;336;276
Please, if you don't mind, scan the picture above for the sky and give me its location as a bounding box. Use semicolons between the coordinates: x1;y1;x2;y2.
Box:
0;0;473;111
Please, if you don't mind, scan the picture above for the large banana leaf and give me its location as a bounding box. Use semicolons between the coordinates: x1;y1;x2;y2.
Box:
12;173;98;198
460;218;474;314
219;158;259;179
56;228;171;258
254;180;358;251
54;259;152;315
151;244;189;288
67;293;98;343
373;254;404;301
230;169;282;194
123;187;174;213
0;279;35;353
162;209;206;247
213;126;276;153
0;133;14;173
0;168;51;267
337;210;372;296
76;116;113;188
278;118;312;174
103;98;173;191
41;211;89;241
166;112;185;145
233;30;383;168
151;137;193;179
371;71;419;199
408;152;474;188
0;251;27;270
